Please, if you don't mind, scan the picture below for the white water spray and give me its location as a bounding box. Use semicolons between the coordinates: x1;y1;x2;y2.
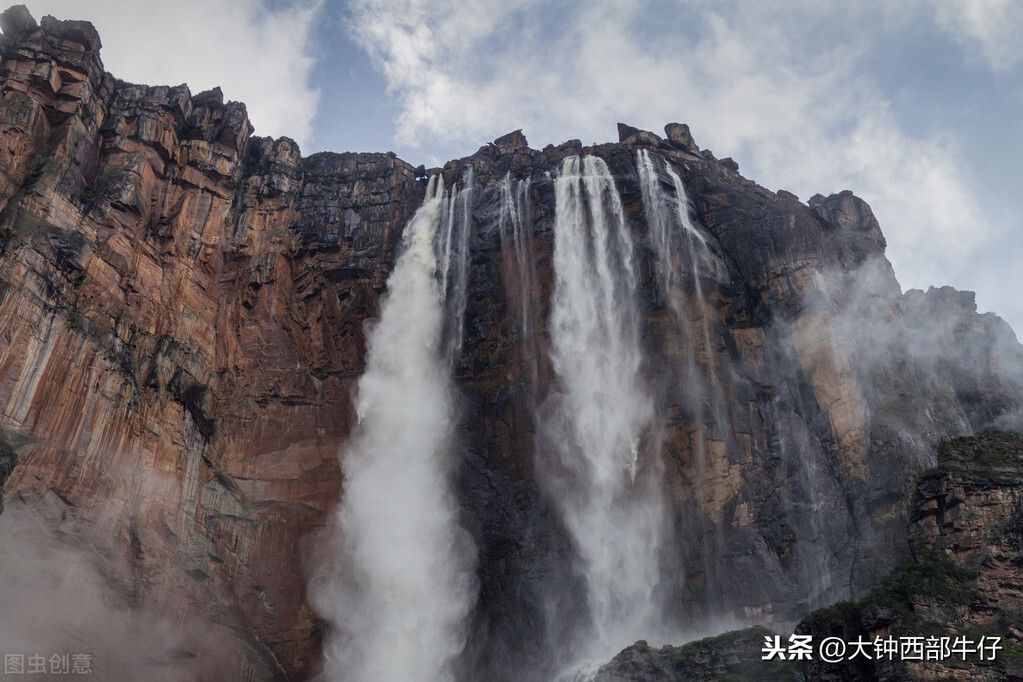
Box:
637;149;720;376
637;150;718;311
438;168;475;361
313;175;477;682
498;172;537;383
638;149;735;614
546;155;666;672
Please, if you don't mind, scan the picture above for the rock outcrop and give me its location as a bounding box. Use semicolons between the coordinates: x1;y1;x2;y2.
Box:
0;7;1021;681
594;432;1023;681
795;431;1023;681
0;7;418;679
594;628;796;681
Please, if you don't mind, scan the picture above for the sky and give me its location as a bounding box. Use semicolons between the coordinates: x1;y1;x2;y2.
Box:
20;0;1023;333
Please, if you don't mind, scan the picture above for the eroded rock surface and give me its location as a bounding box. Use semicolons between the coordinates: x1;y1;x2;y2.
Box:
594;432;1023;681
0;7;418;679
0;6;1021;681
594;627;796;682
795;432;1023;681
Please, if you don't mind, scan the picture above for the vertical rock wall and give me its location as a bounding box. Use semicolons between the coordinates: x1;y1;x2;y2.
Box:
0;7;1020;681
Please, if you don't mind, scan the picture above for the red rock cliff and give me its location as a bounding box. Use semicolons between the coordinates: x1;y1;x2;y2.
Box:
1;6;1021;682
0;6;420;679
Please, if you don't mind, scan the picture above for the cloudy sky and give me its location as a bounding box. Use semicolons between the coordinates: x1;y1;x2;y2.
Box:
23;0;1023;332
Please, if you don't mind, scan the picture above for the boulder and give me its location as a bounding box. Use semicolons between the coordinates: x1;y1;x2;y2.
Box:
494;129;528;150
664;122;699;153
0;4;36;39
719;156;739;173
617;122;663;146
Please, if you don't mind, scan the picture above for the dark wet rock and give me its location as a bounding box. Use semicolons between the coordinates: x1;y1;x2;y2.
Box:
794;432;1023;681
664;122;698;153
559;138;583;153
39;14;101;52
0;5;1021;682
618;122;664;146
192;85;224;107
596;433;1023;681
811;189;886;250
593;628;798;681
494;129;528;150
617;121;643;141
0;4;35;39
0;431;19;513
719;156;739;173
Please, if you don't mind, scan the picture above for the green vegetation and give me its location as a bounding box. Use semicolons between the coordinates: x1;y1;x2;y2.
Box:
596;627;799;681
872;550;978;611
803;549;977;636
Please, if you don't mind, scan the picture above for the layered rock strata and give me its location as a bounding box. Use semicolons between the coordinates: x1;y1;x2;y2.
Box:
1;6;1021;680
595;432;1023;681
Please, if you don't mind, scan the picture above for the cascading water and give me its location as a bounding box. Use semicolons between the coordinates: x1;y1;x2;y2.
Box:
637;148;728;613
637;149;723;417
637;150;716;311
544;155;667;676
438;168;475;362
312;175;477;682
497;172;537;384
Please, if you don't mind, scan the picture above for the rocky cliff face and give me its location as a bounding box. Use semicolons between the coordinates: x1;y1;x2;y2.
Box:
797;431;1023;681
0;6;1020;681
0;6;419;679
594;432;1023;681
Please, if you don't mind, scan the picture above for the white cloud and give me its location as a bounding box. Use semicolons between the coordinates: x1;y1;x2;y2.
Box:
932;0;1023;70
23;0;321;147
348;0;1014;329
346;0;534;149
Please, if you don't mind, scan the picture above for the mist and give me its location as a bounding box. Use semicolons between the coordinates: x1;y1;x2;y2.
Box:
0;492;243;681
308;176;478;682
538;155;669;678
804;255;1023;438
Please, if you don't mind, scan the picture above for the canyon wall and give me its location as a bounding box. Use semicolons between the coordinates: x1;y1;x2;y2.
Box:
0;7;1020;681
594;431;1023;681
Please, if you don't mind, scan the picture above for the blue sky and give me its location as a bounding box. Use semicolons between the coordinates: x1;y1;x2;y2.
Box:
24;0;1023;333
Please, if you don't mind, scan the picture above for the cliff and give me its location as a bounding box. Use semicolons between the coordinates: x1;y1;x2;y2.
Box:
0;6;1020;681
595;432;1023;681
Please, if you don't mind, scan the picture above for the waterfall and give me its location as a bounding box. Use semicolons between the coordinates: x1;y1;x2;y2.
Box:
497;172;536;384
636;149;716;315
438;167;475;362
636;149;719;394
313;175;477;682
545;155;666;673
638;149;733;615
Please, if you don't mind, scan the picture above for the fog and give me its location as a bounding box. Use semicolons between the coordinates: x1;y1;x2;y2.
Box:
308;176;478;682
0;492;242;681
